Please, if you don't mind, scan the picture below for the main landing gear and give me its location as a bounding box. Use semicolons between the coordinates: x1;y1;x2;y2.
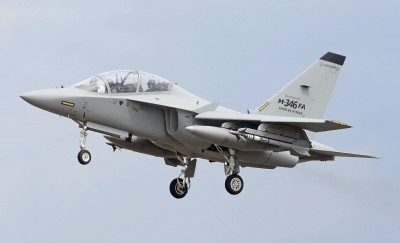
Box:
169;148;244;199
77;124;91;165
217;146;244;195
225;174;244;195
169;155;197;199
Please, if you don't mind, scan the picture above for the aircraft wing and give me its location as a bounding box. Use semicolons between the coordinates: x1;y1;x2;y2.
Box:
195;111;350;132
310;148;377;159
125;96;223;113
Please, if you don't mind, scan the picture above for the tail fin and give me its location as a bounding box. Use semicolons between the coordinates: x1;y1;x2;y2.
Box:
253;52;346;119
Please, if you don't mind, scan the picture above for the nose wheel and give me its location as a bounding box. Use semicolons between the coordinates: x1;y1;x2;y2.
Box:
78;149;91;165
77;124;91;165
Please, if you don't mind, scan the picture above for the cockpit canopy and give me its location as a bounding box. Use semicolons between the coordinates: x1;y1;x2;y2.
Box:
73;70;174;94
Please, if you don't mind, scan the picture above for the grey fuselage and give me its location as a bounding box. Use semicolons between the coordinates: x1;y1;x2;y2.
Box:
21;70;299;169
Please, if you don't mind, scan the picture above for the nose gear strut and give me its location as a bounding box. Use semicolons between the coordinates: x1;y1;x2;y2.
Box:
77;123;91;165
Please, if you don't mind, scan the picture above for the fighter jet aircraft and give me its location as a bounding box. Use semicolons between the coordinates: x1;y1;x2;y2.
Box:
20;52;375;198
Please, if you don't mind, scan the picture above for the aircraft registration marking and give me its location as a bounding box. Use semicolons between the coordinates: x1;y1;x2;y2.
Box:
61;101;75;107
278;98;306;110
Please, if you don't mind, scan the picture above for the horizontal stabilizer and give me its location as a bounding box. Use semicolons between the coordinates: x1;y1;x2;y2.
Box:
195;111;350;132
310;148;377;159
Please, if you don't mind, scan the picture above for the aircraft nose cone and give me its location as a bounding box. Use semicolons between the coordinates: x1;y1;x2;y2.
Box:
20;91;36;104
20;90;48;106
20;89;62;113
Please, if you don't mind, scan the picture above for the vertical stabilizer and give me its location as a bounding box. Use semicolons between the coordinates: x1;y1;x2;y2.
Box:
253;52;346;119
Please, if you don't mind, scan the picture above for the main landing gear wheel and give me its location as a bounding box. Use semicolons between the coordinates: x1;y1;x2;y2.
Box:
169;178;188;199
225;174;244;195
78;149;91;165
216;146;244;195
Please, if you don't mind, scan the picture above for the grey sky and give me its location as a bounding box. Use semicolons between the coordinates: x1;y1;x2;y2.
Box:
1;0;399;242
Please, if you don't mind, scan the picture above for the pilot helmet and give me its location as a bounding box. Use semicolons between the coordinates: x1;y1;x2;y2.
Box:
148;79;156;87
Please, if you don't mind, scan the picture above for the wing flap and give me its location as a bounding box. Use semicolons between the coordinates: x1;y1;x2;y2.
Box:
195;111;350;132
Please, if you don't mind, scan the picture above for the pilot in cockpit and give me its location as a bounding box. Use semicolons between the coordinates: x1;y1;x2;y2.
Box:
146;79;157;92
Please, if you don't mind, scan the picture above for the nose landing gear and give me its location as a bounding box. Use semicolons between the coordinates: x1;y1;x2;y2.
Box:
78;149;91;165
77;124;91;165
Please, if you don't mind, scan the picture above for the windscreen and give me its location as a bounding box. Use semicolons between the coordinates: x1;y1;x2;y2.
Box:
73;70;174;94
73;76;108;93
